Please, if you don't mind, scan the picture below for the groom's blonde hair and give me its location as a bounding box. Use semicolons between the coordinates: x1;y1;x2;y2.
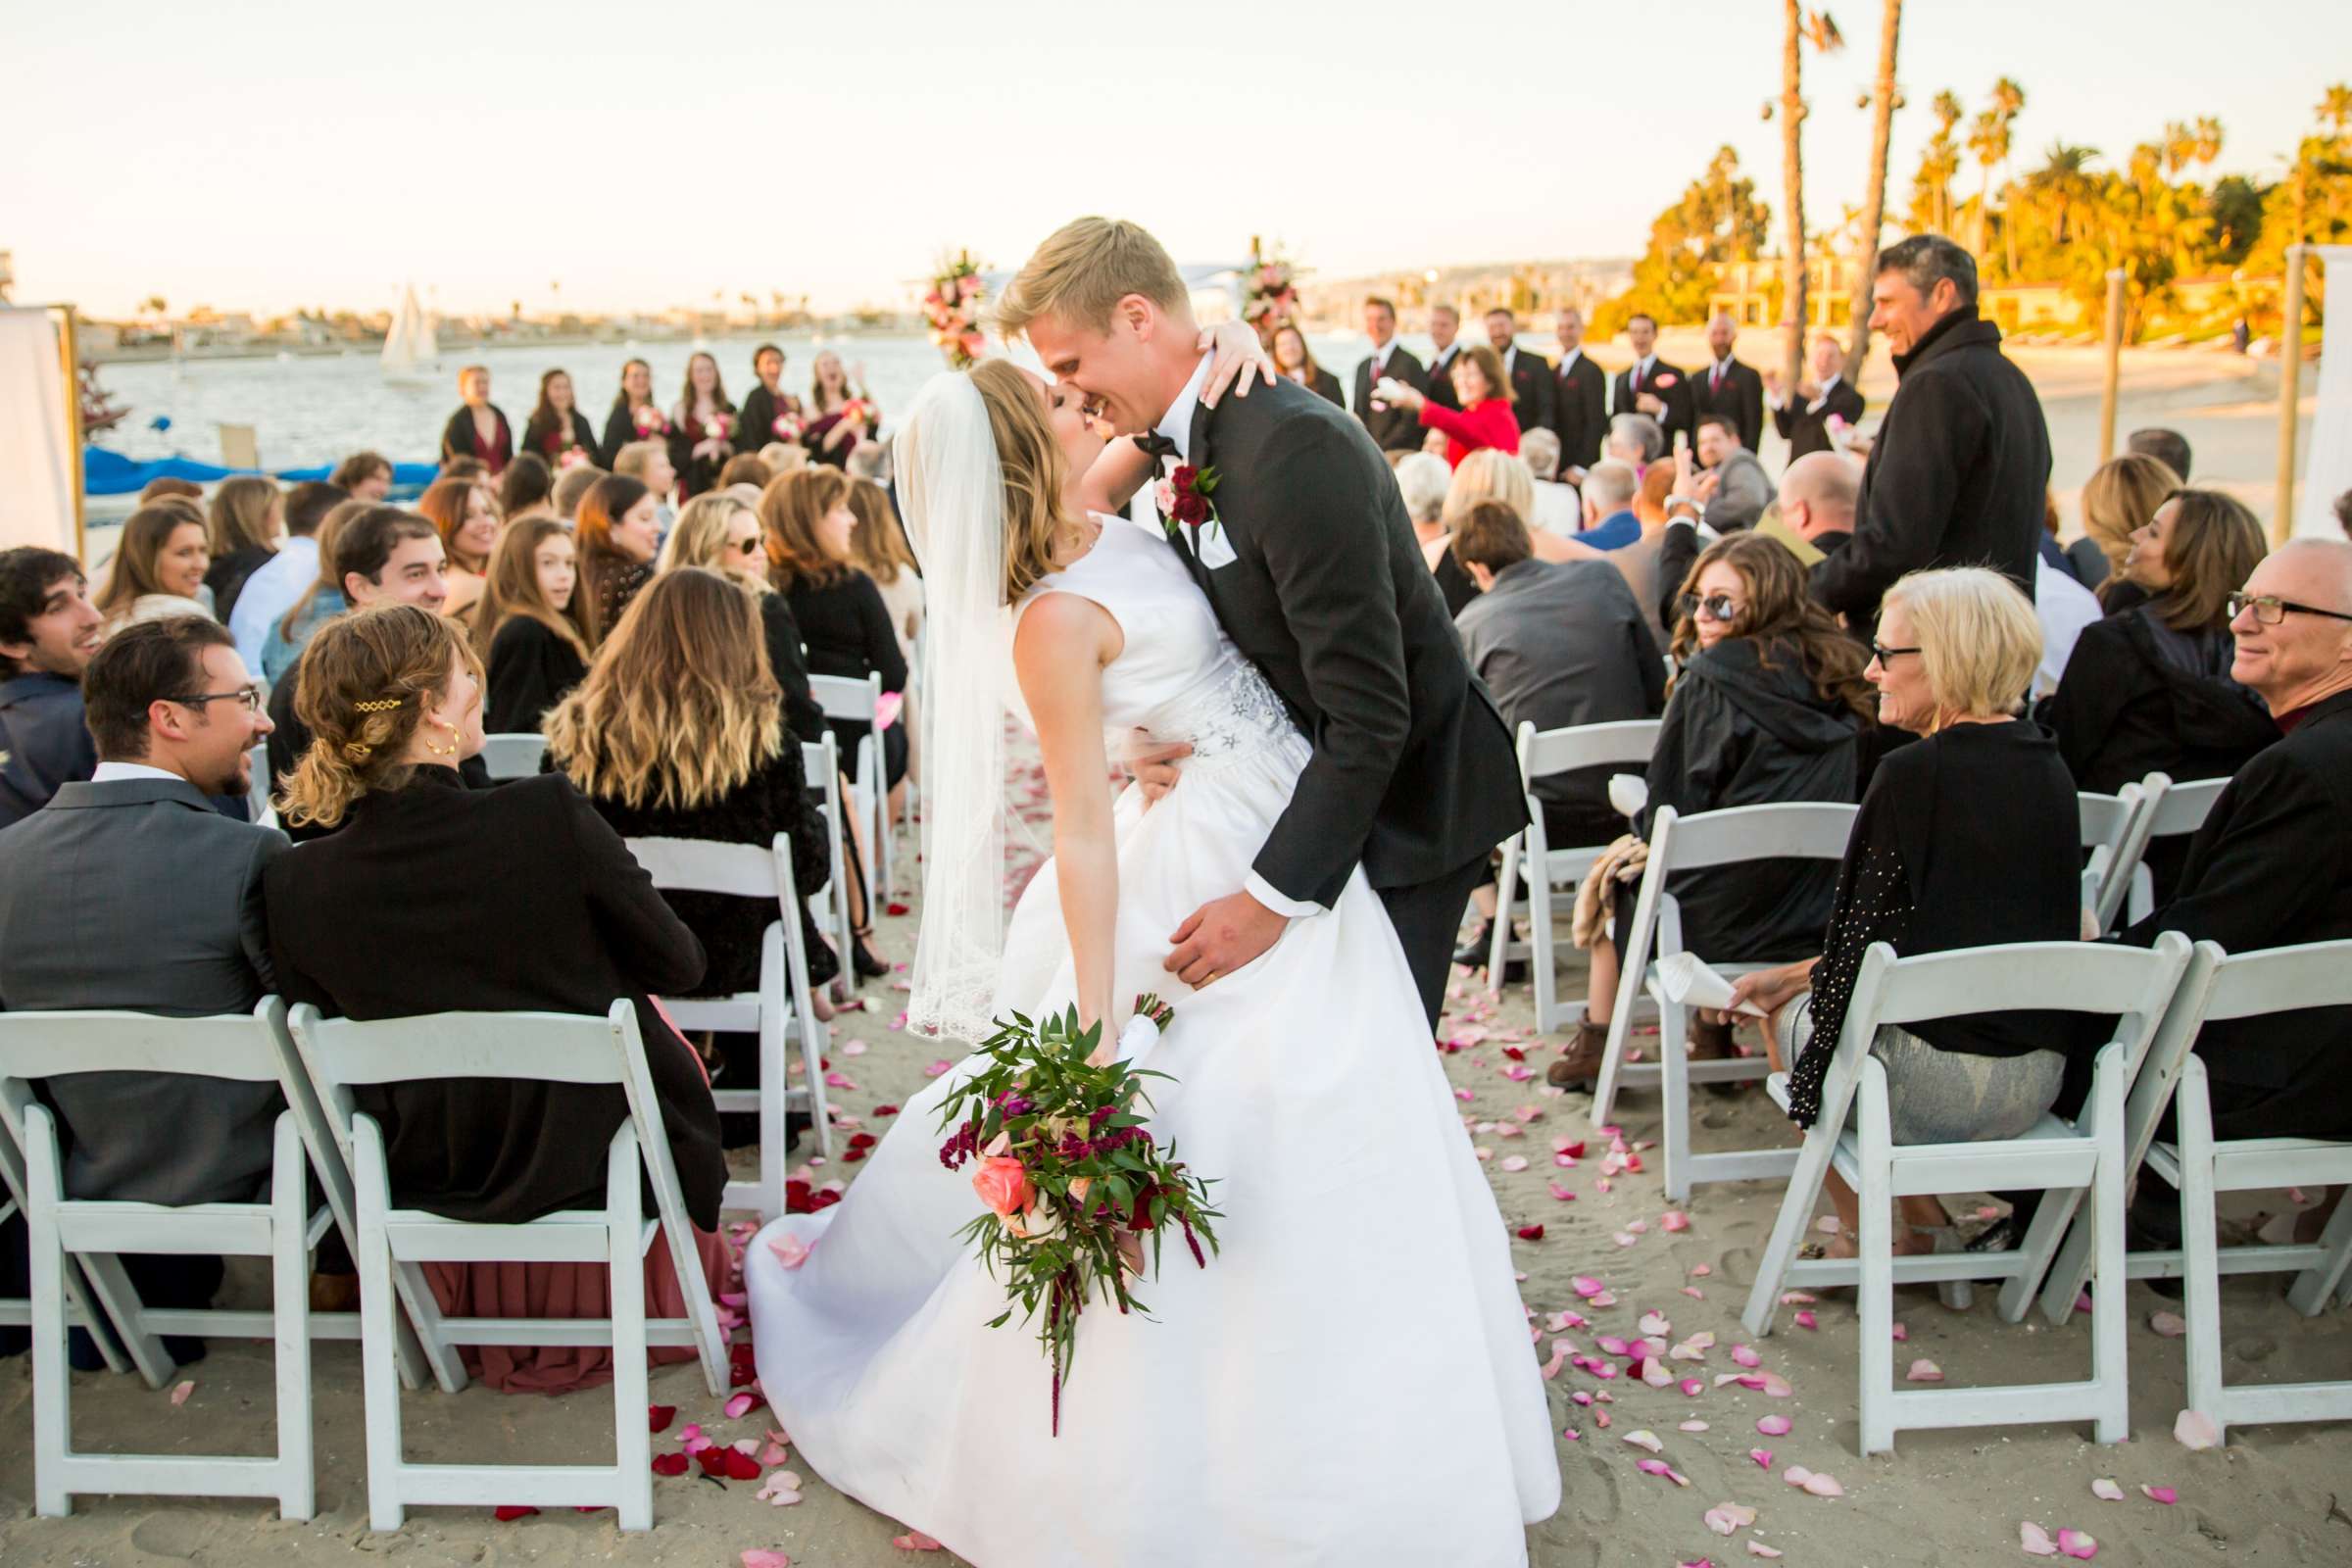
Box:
996;218;1189;338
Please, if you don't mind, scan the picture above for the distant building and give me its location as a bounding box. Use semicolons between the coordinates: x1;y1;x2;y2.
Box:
1707;255;1864;331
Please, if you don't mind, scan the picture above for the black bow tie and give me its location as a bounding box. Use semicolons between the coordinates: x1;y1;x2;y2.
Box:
1137;428;1183;468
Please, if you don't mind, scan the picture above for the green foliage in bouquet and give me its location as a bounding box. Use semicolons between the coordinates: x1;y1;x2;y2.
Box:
934;995;1220;1433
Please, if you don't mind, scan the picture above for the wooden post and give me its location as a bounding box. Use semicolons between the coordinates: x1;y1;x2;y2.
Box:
2274;245;2306;547
2097;269;2127;464
55;304;86;565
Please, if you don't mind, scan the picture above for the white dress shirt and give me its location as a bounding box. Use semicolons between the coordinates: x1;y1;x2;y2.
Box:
1364;335;1396;379
91;760;188;786
229;535;318;674
1555;347;1583;376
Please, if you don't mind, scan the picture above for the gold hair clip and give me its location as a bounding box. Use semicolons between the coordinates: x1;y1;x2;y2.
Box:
353;698;402;712
342;741;374;760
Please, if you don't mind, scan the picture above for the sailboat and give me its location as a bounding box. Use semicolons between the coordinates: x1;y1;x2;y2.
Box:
380;284;439;388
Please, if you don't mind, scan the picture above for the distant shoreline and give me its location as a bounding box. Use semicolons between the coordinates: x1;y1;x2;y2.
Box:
83;328;926;368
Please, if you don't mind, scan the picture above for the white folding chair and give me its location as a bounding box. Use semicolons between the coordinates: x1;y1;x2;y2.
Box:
245;742;276;829
2037;938;2352;1441
2077;786;2146;937
809;672;890;899
478;733;549;782
1588;802;1860;1202
287;1000;727;1531
1740;933;2193;1454
2095;772;2229;932
0;1005;330;1520
804;734;857;980
626;833;834;1211
0;1109;130;1375
1487;717;1662;1032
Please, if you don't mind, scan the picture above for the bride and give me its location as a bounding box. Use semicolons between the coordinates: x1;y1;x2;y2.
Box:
744;349;1560;1565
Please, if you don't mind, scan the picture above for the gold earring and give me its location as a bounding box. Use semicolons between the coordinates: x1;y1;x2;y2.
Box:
422;717;460;759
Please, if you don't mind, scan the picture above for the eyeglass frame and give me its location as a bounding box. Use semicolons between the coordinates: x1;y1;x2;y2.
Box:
1869;643;1921;666
167;686;265;713
1690;593;1745;624
2227;592;2352;627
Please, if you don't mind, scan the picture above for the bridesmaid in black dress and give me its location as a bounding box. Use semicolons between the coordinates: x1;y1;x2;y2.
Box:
438;365;514;474
520;368;600;468
800;350;875;471
599;358;669;466
738;344;808;456
666;351;737;502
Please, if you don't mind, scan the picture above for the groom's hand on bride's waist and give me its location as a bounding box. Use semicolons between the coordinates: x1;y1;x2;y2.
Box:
1124;737;1195;806
1165;890;1286;988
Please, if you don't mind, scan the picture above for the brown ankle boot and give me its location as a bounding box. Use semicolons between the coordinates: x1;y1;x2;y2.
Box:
1689;1016;1744;1098
1546;1014;1608;1090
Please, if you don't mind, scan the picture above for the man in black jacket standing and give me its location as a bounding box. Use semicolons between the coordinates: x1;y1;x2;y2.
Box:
1547;305;1608;480
1485;308;1555;435
1352;296;1427;455
1424;304;1465;413
1813;235;2049;630
1612;313;1692;455
1690;313;1765;454
1771;332;1867;461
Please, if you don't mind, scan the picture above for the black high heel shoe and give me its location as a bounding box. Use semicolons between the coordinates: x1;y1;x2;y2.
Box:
851;926;889;980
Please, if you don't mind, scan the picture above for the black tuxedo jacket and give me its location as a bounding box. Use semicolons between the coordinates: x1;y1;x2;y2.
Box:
1174;377;1523;906
1774;378;1866;460
1352;346;1427;453
1501;347;1555;433
1612;359;1692;451
1691;357;1766;453
1424;344;1465;412
1550;354;1608;469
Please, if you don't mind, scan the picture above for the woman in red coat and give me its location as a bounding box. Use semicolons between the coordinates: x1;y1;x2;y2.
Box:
1382;342;1519;467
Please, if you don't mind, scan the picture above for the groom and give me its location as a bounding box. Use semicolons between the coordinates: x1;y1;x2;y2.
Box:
999;218;1525;1029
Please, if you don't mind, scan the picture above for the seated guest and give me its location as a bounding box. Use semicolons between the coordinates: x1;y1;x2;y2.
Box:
229;481;346;673
474;517;591;735
545;568;841;1040
203;476;283;625
2071;451;2179;600
719;453;773;492
577;474;661;646
1395;450;1456;604
1606;412;1664;473
438;455;489;487
264;508;458;832
2034;527;2104;698
1768;333;1866;461
416;475;500;620
265;604;726;1394
1692;413;1774;532
1576;461;1643;552
765;466;908;798
1519;427;1582;537
759;441;810;479
0;615;282;1359
1428;449;1591;616
2042;488;2273;897
0;549;106;830
657;494;826;746
2113;539;2352;1156
1381;343;1521;466
599;358;667;468
97;503;215;635
1555;534;1870;1086
519;368;599;468
1448;501;1665;971
137;476;204;507
612;437;678;523
1606;464;1680;652
2127;427;2192;483
1777;451;1859;554
495;451;557;528
1271;324;1344;406
553;461;608;524
260;498;370;684
739;344;807;456
847;479;923;663
1727;568;2083;1257
438;365;513;475
328;451;394;503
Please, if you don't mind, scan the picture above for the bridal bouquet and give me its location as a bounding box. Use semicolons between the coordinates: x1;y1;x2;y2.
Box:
935;994;1220;1434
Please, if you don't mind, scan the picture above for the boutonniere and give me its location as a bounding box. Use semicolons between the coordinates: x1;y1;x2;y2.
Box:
1152;461;1221;541
1654;371;1679;388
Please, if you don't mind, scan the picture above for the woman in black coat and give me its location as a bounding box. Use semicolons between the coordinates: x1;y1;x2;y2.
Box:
599;358;669;467
518;368;600;468
665;351;738;501
764;468;910;792
473;516;594;734
264;605;726;1274
738;343;808;456
438;366;514;475
1558;534;1870;1088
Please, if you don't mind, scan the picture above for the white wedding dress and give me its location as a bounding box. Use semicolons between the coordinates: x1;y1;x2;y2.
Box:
746;510;1559;1565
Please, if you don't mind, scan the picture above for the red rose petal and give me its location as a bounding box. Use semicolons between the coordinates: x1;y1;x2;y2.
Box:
1516;1224;1546;1241
648;1403;677;1433
723;1447;762;1480
651;1452;690;1477
492;1505;540;1521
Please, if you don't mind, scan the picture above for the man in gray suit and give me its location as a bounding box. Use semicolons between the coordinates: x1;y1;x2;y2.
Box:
1691;413;1775;533
0;614;283;1355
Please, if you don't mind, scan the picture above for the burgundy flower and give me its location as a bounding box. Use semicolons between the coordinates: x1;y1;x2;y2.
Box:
1170;465;1198;491
1172;491;1210;527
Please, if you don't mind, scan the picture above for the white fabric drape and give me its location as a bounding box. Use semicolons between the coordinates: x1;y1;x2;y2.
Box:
0;309;77;555
2295;247;2351;539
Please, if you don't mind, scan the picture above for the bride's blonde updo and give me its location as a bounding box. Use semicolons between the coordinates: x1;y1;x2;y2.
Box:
278;602;482;829
967;359;1069;606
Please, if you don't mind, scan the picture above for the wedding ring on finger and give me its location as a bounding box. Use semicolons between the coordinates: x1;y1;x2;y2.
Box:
1200;971;1220;989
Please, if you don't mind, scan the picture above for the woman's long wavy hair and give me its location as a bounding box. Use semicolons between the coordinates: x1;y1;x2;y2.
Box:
1669;532;1875;720
417;476;495;575
279;603;480;829
96;502;205;616
576;473;652;645
471;515;591;663
659;493;769;592
759;466;854;593
967;358;1069;605
543;566;782;811
845;477;917;586
208;475;282;560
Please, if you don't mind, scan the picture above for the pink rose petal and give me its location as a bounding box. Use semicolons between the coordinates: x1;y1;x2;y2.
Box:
1499;1154;1530;1172
724;1391;763;1419
1755;1415;1791;1436
1703;1501;1758;1536
1679;1420;1710;1432
1731;1344;1762;1368
1746;1544;1785;1559
1782;1465;1812;1487
1690;1262;1713;1277
2021;1521;2060;1556
743;1552;793;1568
922;1060;953;1078
1639;1311;1673;1337
1589;1290;1619;1307
2089;1479;2124;1502
892;1532;944;1551
1662;1209;1690;1232
1621;1428;1664;1453
1779;1291;1817;1305
767;1233;811;1270
1890;1321;1908;1342
1814;1216;1841;1234
1679;1378;1705;1396
1749;1447;1774;1469
170;1380;195;1406
2056;1528;2099;1559
1636;1459;1690;1487
2174;1409;2222;1450
1547;1181;1578;1201
2148;1311;2187;1339
1572;1275;1605;1298
1905;1359;1944;1383
2140;1486;2178;1504
1792;1310;1818;1331
1799;1472;1845;1498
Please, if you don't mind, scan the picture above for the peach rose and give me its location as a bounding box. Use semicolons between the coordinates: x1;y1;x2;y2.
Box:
971;1154;1034;1218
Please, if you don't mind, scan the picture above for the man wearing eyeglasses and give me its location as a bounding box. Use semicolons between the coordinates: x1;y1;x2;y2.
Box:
0;614;287;1364
2117;539;2352;1165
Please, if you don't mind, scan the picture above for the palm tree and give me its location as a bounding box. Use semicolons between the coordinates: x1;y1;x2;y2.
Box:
1846;0;1903;370
1773;5;1843;385
1966;77;2027;273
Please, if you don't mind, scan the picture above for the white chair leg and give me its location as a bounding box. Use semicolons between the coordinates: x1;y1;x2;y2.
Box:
1488;834;1520;997
760;926;787;1221
1660;1004;1692;1203
2284;1181;2352;1316
24;1108;72;1519
2001;1177;2085;1326
354;1121;407;1532
1856;1062;1898;1455
1589;935;1648;1131
2176;1065;2227;1442
2085;1056;2130;1445
1528;855;1559;1034
1741;1113;1840;1339
609;1133;654;1532
74;1250;174;1389
268;1118;317;1520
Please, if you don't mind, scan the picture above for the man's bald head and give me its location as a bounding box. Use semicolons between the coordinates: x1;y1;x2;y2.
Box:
2230;538;2352;713
1778;452;1860;541
1707;314;1737;359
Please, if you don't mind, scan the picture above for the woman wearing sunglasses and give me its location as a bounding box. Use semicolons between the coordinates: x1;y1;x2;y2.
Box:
656;492;827;748
1553;532;1873;1089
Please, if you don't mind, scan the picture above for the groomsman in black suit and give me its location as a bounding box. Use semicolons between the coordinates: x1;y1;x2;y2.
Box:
1612;313;1692;453
1690;313;1766;454
1424;304;1465;412
1352;296;1428;454
1769;332;1868;461
1484;307;1555;435
1547;305;1608;480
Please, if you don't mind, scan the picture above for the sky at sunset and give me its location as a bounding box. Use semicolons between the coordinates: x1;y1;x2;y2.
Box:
5;0;2347;318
